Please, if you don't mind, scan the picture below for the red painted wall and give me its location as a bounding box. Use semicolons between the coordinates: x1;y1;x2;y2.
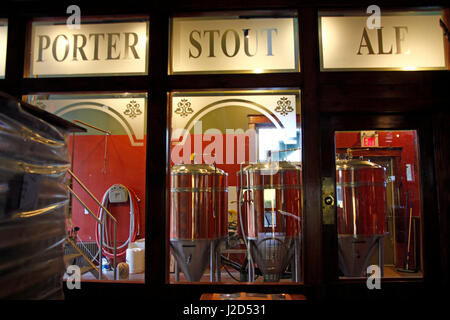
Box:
69;135;146;246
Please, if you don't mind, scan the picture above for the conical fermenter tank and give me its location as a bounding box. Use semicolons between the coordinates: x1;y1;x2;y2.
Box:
237;161;302;282
170;163;228;282
336;159;388;277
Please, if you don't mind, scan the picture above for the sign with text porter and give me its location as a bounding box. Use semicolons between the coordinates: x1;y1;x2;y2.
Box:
29;21;148;77
170;16;299;74
319;12;446;70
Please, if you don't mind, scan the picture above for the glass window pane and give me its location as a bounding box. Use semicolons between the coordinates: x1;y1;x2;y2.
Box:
335;130;423;279
169;90;302;284
26;93;147;283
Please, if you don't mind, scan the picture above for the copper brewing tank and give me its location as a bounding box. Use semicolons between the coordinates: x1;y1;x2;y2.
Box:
237;161;302;282
170;163;228;281
336;159;387;277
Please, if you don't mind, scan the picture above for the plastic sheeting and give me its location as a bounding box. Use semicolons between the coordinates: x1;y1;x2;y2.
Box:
0;95;72;299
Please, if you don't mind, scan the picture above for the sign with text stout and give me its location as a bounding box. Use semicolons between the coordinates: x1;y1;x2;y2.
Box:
170;17;299;74
29;21;148;77
319;13;446;70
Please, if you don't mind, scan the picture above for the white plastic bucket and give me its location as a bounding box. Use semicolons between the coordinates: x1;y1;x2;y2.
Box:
126;242;145;273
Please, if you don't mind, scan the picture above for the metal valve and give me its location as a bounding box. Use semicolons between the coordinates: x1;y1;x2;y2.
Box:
324;195;335;206
322;177;336;225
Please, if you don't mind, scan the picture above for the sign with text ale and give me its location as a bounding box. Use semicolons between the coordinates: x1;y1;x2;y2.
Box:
319;12;446;70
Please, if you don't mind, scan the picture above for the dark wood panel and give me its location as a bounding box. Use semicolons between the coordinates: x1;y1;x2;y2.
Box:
2;1;152;17
416;118;442;286
327;114;419;129
320;83;422;99
299;7;323;296
21;76;151;94
168;73;303;90
146;10;170;289
320;115;339;285
3;16;27;97
319;97;449;113
433;112;450;288
160;0;450;12
319;71;449;85
319;71;450;113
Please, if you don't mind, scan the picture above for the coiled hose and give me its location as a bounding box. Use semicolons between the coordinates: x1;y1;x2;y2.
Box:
95;184;140;260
